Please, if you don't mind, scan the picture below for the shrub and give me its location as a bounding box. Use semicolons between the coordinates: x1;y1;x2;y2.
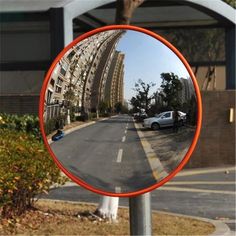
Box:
44;115;66;135
76;112;91;122
101;112;111;118
0;129;65;218
89;112;97;120
0;114;41;140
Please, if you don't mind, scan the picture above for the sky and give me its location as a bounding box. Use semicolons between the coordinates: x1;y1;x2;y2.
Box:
116;30;191;102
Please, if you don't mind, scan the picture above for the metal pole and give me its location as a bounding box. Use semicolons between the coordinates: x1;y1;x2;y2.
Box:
129;192;152;236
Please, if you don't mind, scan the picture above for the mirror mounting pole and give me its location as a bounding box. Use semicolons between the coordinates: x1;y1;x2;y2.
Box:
129;192;152;235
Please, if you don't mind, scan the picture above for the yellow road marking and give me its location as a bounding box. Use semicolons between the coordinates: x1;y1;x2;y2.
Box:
158;186;235;195
177;167;236;177
133;120;168;181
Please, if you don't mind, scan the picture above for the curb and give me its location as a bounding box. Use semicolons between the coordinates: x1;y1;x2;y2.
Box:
37;198;231;236
177;166;236;177
155;210;231;236
134;121;168;180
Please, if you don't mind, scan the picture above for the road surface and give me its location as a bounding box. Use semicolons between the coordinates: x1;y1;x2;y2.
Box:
50;114;158;193
41;167;236;231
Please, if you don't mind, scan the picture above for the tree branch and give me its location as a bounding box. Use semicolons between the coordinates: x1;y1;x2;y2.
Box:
115;0;145;25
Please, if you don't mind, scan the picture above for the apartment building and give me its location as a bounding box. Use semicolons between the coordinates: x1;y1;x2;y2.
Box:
44;29;125;120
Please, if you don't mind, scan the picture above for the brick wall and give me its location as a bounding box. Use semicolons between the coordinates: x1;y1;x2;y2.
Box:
187;90;235;168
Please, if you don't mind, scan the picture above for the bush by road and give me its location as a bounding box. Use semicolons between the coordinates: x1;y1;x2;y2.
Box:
0;114;65;218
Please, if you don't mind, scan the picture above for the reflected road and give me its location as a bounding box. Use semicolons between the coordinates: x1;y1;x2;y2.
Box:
51;114;157;193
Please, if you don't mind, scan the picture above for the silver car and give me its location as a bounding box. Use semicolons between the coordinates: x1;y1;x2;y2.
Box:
143;111;186;130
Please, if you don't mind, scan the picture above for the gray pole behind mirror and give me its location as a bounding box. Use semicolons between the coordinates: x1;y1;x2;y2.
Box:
129;192;152;236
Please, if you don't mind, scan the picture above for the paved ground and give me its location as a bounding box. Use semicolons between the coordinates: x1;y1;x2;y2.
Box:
137;122;195;173
43;117;235;231
50;114;194;193
50;114;157;193
40;167;236;232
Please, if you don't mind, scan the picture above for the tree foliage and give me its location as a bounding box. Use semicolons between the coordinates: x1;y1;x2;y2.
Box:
164;28;225;65
130;79;155;112
114;102;123;113
160;73;183;109
159;27;225;90
64;89;75;104
99;101;109;115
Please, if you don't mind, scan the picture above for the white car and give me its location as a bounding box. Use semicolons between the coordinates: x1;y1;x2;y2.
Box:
143;111;186;130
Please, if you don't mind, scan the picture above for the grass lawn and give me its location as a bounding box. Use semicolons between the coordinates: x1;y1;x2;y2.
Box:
0;200;215;235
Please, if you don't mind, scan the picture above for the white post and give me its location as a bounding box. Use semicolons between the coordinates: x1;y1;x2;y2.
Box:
96;196;119;221
66;108;71;125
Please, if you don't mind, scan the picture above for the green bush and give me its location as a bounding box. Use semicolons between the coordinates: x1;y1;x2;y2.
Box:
101;112;111;118
88;112;97;120
0;129;65;218
44;115;66;135
0;114;41;140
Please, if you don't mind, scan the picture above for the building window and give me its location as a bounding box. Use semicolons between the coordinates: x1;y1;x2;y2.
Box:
57;77;63;86
60;67;66;76
46;90;53;104
50;79;55;87
55;86;62;94
67;51;75;61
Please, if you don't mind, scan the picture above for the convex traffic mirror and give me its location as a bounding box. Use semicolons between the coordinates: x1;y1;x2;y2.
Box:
39;26;202;197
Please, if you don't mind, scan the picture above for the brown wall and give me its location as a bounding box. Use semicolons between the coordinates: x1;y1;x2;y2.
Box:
193;66;226;90
0;95;40;115
187;90;235;168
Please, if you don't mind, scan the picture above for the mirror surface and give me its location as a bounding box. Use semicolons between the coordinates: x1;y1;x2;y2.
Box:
42;29;198;194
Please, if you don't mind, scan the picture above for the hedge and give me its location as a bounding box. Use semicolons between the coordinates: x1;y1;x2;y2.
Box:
44;115;66;135
0;129;65;218
0;113;41;140
0;114;66;218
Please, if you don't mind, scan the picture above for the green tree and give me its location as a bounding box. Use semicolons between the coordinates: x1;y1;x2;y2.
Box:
114;102;123;113
99;101;109;115
160;72;183;109
64;88;75;104
130;97;140;113
130;79;156;113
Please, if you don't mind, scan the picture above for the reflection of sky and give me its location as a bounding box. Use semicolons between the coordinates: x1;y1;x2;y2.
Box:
117;30;190;101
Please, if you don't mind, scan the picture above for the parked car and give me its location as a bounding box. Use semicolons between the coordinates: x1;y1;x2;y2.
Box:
133;112;148;122
143;111;186;130
52;129;65;141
